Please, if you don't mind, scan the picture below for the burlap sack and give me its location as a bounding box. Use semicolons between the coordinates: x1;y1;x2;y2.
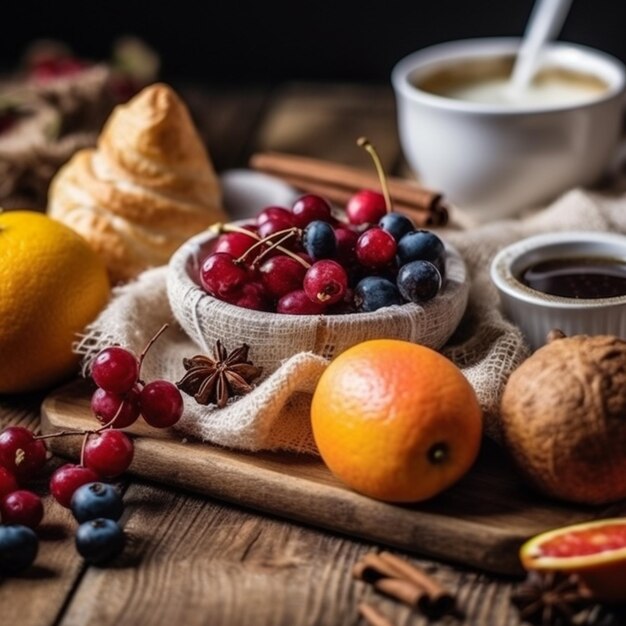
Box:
76;188;626;451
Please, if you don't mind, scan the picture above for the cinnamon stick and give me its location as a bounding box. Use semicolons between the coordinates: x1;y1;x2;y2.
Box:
353;552;455;617
378;552;455;615
357;602;397;626
249;151;449;227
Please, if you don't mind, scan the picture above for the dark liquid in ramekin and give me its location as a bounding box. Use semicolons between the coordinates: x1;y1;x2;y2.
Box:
520;257;626;299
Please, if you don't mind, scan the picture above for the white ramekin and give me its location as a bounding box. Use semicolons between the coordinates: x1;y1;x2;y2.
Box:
491;231;626;351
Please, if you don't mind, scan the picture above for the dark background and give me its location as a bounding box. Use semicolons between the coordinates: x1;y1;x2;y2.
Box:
2;1;626;83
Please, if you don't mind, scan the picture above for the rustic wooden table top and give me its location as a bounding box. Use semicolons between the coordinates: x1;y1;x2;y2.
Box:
1;82;623;626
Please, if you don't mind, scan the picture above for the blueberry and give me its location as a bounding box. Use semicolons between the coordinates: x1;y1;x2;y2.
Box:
0;524;38;576
303;220;336;260
397;230;445;265
71;482;123;524
76;518;125;565
379;212;415;242
354;276;403;312
397;260;442;303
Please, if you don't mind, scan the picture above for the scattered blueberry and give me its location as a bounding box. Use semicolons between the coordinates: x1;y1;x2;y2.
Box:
354;276;403;312
379;213;415;242
0;524;38;576
71;482;124;524
397;230;445;265
397;260;442;303
75;518;125;565
303;220;337;260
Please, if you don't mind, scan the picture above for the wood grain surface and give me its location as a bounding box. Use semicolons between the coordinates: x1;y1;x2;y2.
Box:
41;380;614;578
1;83;624;626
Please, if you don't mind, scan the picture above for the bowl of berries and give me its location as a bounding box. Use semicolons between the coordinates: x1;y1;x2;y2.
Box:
167;185;469;377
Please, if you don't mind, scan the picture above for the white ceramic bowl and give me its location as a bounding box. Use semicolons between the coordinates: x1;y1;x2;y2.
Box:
491;231;626;351
167;227;469;376
392;39;626;221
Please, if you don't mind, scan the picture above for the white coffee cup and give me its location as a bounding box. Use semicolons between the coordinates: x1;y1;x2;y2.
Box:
392;38;626;222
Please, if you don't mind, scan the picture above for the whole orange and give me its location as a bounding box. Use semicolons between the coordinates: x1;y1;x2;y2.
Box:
0;211;110;393
311;339;482;502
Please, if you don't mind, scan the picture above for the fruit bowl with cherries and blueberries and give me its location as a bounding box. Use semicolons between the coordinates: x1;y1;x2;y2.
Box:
167;191;469;376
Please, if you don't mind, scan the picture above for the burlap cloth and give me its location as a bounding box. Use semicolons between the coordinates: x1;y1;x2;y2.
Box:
76;188;626;453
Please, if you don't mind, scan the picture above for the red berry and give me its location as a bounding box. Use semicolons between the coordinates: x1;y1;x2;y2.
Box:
335;227;359;265
83;431;134;479
303;260;348;305
259;255;308;298
1;490;44;529
356;227;397;268
0;467;18;498
0;112;16;135
200;253;250;301
0;427;47;481
257;216;296;240
291;195;332;228
257;206;293;226
230;281;270;311
91;347;139;394
346;189;387;225
50;464;99;508
214;232;258;258
91;386;141;429
139;381;184;428
277;290;327;315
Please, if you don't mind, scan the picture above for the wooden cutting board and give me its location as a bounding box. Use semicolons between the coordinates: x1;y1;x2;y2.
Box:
40;380;621;576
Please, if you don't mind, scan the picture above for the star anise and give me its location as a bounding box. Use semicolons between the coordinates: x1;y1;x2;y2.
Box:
512;572;593;626
176;341;263;408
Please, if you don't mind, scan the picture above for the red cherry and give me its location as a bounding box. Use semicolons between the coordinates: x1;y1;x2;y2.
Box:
257;215;296;240
356;227;397;268
335;227;359;265
0;427;47;481
91;386;141;428
91;347;139;394
257;206;292;226
83;430;134;479
0;490;44;529
303;260;348;305
230;281;271;311
200;253;250;301
291;195;333;228
139;381;184;428
259;255;308;298
277;290;327;315
214;232;258;258
50;464;99;508
346;189;387;225
0;467;18;498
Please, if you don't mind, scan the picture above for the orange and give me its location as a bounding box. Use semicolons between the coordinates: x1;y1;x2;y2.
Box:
0;211;110;393
520;518;626;602
311;339;482;503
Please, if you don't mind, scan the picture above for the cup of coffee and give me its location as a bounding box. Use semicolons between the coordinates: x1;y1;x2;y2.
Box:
392;38;626;221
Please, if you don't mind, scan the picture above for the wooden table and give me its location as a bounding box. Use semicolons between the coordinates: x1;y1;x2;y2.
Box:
1;83;623;626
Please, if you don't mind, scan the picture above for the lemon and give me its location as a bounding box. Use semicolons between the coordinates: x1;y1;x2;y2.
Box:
0;211;110;393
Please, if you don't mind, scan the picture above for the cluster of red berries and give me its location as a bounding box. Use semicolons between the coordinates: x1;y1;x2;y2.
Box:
0;326;184;575
199;191;446;315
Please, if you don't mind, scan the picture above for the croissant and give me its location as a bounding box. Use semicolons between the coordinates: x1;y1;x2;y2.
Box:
48;83;226;283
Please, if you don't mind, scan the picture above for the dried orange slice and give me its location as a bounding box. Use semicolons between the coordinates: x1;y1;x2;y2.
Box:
520;518;626;602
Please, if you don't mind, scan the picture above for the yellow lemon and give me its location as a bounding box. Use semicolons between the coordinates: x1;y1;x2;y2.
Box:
0;211;110;393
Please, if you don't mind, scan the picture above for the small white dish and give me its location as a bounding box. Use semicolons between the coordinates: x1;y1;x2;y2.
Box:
491;231;626;350
220;169;298;221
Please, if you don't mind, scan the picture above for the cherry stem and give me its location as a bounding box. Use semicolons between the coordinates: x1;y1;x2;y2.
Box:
252;231;311;269
80;432;89;467
235;227;302;266
137;323;169;382
357;136;394;214
219;223;261;241
34;430;82;440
